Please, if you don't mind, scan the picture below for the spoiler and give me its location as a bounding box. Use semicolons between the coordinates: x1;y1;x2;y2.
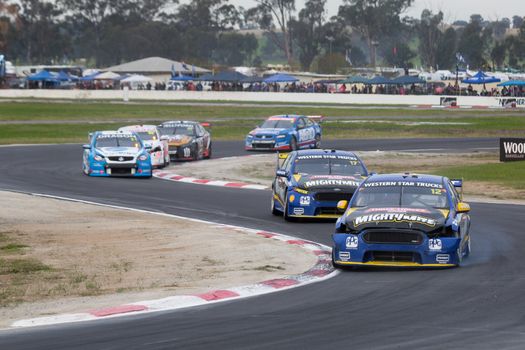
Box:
451;178;464;199
307;115;324;124
277;152;290;169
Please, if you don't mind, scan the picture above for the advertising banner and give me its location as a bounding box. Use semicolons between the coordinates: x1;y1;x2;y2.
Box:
500;138;525;162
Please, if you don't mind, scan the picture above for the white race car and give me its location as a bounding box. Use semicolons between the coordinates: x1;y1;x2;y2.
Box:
118;125;170;168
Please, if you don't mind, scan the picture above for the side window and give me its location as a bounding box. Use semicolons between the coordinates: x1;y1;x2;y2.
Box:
196;125;204;137
281;154;291;171
285;155;294;172
305;118;313;127
447;180;460;206
297;118;306;129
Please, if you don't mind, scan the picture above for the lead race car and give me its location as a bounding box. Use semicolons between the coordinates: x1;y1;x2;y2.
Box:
82;131;152;177
245;114;322;151
271;149;369;220
158;120;211;161
117;125;170;168
332;173;471;268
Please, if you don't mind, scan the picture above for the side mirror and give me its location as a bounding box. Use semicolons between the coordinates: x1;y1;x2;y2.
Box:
82;144;91;150
276;169;288;177
337;200;349;213
144;145;152;151
369;171;377;176
456;202;470;213
160;135;169;141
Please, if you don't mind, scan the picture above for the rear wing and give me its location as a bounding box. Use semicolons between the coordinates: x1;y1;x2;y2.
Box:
451;179;464;199
277;152;290;169
201;122;212;129
307;115;324;124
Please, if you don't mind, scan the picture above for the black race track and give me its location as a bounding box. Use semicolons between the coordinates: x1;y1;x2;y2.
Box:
1;138;524;349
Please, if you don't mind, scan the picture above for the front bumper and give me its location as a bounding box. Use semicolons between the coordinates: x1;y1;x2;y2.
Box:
88;161;151;177
274;191;347;219
168;145;195;161
245;137;290;151
332;232;461;267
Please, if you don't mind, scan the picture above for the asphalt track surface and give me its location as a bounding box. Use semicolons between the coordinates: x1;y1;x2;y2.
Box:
1;137;524;349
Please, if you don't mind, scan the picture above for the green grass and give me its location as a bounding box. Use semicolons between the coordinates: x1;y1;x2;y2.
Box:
0;243;29;253
436;161;525;190
0;101;522;121
0;258;51;274
0;101;524;144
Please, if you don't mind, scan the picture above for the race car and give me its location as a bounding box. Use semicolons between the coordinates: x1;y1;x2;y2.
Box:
158;121;211;161
332;173;471;268
118;125;170;168
82;131;152;177
245;115;322;151
271;149;369;220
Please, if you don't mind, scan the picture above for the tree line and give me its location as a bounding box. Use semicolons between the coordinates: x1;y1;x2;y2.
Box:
0;0;524;73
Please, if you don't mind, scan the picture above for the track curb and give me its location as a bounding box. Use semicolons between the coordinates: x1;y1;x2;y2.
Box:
8;192;337;329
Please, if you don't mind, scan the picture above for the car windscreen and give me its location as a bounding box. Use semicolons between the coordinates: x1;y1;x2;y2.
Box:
352;183;448;209
260;119;294;129
95;135;140;148
160;125;195;136
293;157;366;176
136;131;157;141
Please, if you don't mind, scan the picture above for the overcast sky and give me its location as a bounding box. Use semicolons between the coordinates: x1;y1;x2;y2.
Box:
229;0;525;22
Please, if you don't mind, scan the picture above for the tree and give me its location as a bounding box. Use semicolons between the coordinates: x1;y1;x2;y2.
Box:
512;16;524;29
382;42;415;67
491;42;506;68
246;0;296;66
458;18;486;68
213;32;258;66
436;27;457;69
59;0;119;66
289;0;326;70
417;9;443;69
338;0;413;67
15;0;70;63
0;1;20;53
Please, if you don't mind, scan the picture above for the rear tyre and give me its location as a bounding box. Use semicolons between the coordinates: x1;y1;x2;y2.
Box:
290;137;298;151
314;134;321;149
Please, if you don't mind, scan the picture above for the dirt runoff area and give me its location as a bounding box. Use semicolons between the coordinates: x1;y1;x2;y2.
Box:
169;151;525;201
0;191;316;327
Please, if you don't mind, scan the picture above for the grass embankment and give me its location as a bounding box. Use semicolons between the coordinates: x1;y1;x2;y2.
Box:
0;101;524;144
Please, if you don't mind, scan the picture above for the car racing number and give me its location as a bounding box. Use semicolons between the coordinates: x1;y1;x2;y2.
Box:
298;127;315;142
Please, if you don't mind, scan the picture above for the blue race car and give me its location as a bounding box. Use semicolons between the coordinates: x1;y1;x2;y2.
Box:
245;115;322;151
271;149;369;220
82;131;152;177
332;173;472;268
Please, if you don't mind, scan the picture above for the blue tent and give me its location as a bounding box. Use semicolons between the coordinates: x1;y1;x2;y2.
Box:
209;71;248;82
26;70;58;82
263;73;298;83
80;72;100;81
241;75;264;83
196;73;216;81
498;80;525;87
170;74;194;81
340;75;369;84
56;70;79;81
391;75;426;85
462;71;501;84
365;76;393;85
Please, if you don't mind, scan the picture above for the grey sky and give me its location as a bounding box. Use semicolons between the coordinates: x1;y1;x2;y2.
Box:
229;0;525;23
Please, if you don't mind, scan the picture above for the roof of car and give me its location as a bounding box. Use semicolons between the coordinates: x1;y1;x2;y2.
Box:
118;125;157;132
293;149;359;157
160;120;198;125
366;173;444;184
268;114;303;120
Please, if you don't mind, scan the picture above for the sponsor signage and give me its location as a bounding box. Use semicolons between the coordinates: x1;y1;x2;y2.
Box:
497;98;525;108
500;138;525;162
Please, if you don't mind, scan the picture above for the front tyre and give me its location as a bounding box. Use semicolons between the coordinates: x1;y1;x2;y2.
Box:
271;192;281;216
314;134;321;149
283;192;295;221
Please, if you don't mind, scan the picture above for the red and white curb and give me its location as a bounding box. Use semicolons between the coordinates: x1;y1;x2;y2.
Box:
9;192;337;329
153;154;270;190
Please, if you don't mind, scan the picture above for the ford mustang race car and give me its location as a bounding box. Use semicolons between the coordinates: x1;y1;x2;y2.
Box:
118;125;170;168
332;173;471;268
271;149;368;220
82;131;152;177
158;121;211;161
245;115;322;151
